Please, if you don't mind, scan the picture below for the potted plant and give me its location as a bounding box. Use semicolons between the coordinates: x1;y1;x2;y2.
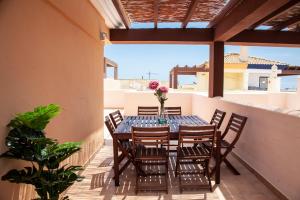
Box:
1;104;83;200
149;81;169;124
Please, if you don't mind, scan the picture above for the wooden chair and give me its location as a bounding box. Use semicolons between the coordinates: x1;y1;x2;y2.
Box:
137;106;159;116
104;116;132;175
164;106;182;116
210;109;226;129
109;110;123;128
175;125;216;192
132;126;170;194
207;113;247;175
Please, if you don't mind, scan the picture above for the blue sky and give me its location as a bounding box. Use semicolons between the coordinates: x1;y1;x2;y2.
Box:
105;45;300;86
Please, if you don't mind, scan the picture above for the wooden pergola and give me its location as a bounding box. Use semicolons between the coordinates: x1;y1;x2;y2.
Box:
109;0;300;97
170;65;209;89
278;66;300;76
104;57;118;79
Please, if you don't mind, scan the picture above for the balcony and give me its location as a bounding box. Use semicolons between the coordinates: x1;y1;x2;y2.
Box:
1;0;300;199
67;90;300;199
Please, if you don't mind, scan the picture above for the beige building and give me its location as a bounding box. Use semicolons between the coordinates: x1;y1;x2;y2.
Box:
196;47;291;92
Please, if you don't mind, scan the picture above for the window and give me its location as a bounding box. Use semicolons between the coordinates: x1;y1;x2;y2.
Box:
259;76;268;90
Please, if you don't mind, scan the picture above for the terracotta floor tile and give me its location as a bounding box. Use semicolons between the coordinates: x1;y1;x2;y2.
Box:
66;141;280;200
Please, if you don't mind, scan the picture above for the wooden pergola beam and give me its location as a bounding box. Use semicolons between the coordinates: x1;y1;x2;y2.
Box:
154;0;159;29
110;28;213;44
248;0;299;30
181;0;199;28
271;14;300;31
227;30;300;47
112;0;130;29
104;57;118;68
110;29;300;47
278;69;300;76
173;68;208;74
169;65;208;88
207;0;240;28
213;0;290;41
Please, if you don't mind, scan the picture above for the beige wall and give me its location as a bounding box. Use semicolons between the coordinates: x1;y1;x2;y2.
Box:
224;73;244;90
196;72;244;91
0;0;107;199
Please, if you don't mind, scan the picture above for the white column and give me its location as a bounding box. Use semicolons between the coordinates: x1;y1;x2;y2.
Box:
268;65;280;92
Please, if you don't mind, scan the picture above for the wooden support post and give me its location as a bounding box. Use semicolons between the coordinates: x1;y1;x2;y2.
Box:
104;66;107;78
169;73;173;88
173;72;178;89
209;42;224;97
114;67;118;80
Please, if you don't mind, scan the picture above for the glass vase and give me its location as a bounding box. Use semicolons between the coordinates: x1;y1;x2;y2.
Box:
158;103;167;124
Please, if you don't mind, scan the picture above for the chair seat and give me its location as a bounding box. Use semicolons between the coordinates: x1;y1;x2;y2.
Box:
135;147;167;160
177;146;210;159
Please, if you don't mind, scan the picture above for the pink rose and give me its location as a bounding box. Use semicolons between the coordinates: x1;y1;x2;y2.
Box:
149;81;159;90
158;86;168;93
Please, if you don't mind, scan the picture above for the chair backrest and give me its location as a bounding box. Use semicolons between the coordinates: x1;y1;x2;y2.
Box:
131;126;170;151
137;106;159;116
164;106;182;116
104;116;115;137
179;125;216;157
222;113;247;148
210;109;226;129
109;110;123;128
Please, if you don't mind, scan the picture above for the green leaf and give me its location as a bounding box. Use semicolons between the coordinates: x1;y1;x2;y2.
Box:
1;104;83;200
7;104;61;131
1;128;55;162
40;142;81;169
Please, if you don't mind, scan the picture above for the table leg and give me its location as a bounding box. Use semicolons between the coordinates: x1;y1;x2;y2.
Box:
113;135;120;186
215;130;221;184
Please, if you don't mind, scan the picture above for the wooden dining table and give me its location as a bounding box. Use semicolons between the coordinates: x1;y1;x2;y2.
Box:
112;115;221;186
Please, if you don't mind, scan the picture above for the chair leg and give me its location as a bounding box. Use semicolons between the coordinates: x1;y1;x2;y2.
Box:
175;157;180;177
224;158;240;175
118;159;131;175
165;161;168;194
206;161;213;192
135;161;139;194
118;153;125;164
178;161;182;193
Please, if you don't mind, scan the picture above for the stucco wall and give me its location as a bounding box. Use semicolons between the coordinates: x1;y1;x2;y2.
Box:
124;91;193;115
224;73;243;90
285;78;300;110
0;0;107;199
192;94;300;200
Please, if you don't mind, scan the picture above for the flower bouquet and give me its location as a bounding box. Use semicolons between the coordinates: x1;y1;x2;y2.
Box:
149;81;168;124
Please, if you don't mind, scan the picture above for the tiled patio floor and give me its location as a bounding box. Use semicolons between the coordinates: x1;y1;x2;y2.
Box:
66;141;280;200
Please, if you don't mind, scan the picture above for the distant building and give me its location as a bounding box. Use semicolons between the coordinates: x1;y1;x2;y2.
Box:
196;47;293;92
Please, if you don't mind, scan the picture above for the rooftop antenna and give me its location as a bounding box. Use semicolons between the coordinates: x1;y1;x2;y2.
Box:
145;71;158;80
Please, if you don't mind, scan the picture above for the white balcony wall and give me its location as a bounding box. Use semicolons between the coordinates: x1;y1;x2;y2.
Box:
192;94;300;200
124;91;193;115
